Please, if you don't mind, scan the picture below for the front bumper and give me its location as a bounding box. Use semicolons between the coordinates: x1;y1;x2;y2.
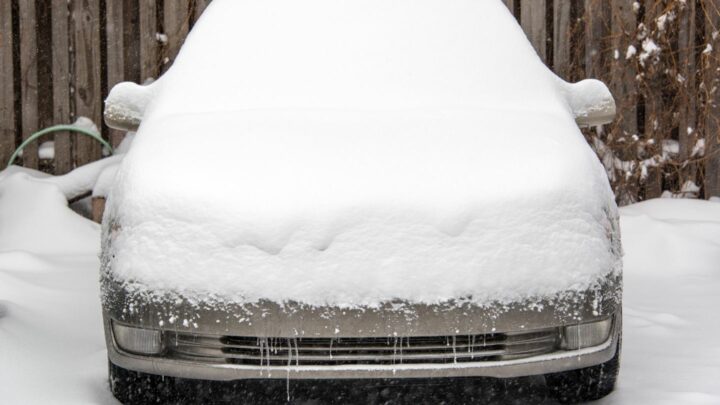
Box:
102;270;621;380
106;314;620;380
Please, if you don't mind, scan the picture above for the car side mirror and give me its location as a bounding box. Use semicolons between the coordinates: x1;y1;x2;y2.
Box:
104;82;156;132
557;78;616;127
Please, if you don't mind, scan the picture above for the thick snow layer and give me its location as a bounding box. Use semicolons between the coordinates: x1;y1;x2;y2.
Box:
106;0;618;306
1;173;718;403
0;172;100;255
609;199;720;404
109;112;618;306
0;170;112;404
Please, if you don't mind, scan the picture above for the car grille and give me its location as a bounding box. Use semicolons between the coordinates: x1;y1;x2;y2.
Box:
166;329;560;366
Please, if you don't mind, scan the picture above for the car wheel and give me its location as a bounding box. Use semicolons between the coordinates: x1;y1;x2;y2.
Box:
544;336;621;404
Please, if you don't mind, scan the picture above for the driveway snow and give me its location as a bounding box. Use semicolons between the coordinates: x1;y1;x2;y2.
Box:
0;171;718;404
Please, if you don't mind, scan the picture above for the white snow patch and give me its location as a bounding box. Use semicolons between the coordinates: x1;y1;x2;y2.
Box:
691;138;705;157
38;141;55;160
639;38;660;66
612;199;720;403
625;45;637;59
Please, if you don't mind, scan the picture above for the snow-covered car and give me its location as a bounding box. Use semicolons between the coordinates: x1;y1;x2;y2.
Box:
101;0;621;402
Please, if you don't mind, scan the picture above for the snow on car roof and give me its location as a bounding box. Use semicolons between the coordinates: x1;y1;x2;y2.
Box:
105;0;620;307
150;0;567;117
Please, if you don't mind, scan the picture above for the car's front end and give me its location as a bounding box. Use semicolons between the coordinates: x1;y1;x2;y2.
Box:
102;263;621;402
100;1;624;402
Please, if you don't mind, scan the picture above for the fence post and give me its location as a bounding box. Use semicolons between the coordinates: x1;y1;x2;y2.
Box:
0;0;14;167
195;0;212;23
162;0;192;74
705;0;720;198
19;0;39;169
609;0;639;203
678;1;698;188
106;0;126;147
52;0;73;174
139;0;158;82
642;0;664;198
553;0;572;80
521;0;547;63
72;0;103;167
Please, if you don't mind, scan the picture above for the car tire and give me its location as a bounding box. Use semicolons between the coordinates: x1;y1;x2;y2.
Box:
544;336;621;404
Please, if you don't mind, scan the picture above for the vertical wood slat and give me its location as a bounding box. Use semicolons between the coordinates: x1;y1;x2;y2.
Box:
503;0;516;15
584;0;609;80
162;0;192;74
609;0;638;141
139;0;158;82
19;0;39;169
521;0;547;62
0;1;14;167
704;0;720;197
194;0;212;22
642;0;665;198
72;0;103;167
553;0;572;80
52;0;73;174
678;0;697;184
105;0;125;147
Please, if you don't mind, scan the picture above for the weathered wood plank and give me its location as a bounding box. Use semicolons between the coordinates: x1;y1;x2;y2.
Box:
194;0;212;23
642;0;665;198
553;0;572;79
0;0;14;167
162;0;192;73
678;0;697;185
139;0;158;82
19;0;39;168
704;0;720;198
503;0;516;15
52;0;73;174
72;0;103;167
609;0;638;139
584;0;609;80
105;0;125;147
92;196;106;223
521;0;547;62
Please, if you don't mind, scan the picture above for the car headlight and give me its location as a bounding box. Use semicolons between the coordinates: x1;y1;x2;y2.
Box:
560;317;613;350
112;322;164;355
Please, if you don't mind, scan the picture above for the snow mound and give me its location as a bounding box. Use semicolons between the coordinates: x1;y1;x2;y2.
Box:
0;172;99;255
620;198;720;277
616;198;720;404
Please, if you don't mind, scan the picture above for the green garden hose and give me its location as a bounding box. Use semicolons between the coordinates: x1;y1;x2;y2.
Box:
7;125;113;167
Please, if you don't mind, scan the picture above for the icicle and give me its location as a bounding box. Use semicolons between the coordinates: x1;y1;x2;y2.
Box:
398;336;403;364
470;335;476;360
392;336;398;365
286;338;292;403
294;337;300;367
452;335;457;363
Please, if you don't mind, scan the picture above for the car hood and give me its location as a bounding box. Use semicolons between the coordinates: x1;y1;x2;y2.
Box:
104;109;620;308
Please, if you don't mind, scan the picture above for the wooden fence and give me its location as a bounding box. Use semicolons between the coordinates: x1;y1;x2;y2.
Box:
1;0;719;202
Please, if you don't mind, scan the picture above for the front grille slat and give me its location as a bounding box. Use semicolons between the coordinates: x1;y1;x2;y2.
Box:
167;328;559;366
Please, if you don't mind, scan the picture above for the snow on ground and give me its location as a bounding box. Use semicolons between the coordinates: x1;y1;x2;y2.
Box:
602;199;720;405
0;170;719;404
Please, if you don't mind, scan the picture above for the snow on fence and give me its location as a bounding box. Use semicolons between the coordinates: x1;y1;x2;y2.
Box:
0;0;719;203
